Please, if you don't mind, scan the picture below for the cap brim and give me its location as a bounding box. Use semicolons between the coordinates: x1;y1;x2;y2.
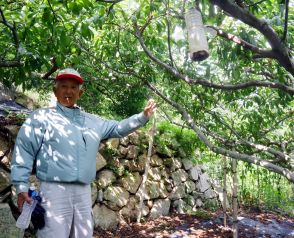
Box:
55;73;84;84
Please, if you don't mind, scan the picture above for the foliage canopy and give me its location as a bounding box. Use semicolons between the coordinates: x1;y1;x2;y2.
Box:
0;0;293;182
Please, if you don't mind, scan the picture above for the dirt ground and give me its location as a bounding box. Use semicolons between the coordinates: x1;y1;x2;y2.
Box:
93;208;294;238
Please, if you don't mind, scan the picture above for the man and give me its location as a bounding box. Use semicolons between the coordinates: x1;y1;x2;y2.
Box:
11;68;156;238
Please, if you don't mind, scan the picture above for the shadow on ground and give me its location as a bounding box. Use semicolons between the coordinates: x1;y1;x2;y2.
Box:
94;209;294;238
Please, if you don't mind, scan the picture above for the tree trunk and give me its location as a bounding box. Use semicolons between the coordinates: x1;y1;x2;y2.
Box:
232;159;238;238
223;156;227;227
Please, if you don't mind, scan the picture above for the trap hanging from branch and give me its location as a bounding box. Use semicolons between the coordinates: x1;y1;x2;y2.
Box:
185;8;209;61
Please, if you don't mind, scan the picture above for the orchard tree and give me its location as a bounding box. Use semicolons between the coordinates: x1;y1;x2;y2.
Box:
0;0;293;182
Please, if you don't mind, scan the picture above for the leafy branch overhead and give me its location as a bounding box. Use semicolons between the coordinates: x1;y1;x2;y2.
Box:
0;0;293;182
0;7;21;67
135;25;294;95
211;0;293;76
144;80;294;182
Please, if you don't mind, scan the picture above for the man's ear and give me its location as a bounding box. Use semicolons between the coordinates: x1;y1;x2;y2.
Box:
79;89;84;98
53;87;57;97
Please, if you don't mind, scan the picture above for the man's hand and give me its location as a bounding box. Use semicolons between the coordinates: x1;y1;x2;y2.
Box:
17;192;33;212
144;99;157;118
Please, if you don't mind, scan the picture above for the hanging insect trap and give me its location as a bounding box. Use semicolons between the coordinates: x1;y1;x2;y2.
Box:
185;8;209;61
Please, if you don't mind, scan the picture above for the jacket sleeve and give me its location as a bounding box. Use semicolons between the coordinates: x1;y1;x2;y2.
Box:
11;113;45;194
101;112;149;140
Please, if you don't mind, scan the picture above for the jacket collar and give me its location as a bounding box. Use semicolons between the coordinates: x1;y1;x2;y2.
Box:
56;102;81;119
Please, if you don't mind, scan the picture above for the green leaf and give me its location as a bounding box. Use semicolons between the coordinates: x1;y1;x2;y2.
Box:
42;7;52;23
81;23;92;39
68;2;81;15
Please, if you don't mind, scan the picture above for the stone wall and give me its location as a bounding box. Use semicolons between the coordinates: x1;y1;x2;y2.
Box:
91;133;218;230
0;120;219;234
0;83;15;101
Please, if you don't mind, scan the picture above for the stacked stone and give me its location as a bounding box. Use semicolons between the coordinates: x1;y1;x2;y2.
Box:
0;119;25;237
92;131;218;230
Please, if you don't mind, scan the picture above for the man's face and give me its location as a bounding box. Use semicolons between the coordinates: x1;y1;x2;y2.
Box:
53;78;83;107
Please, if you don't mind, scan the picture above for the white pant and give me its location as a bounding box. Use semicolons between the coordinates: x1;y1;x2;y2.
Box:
37;182;93;238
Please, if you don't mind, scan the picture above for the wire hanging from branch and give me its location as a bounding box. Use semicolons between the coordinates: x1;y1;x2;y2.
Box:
136;111;157;223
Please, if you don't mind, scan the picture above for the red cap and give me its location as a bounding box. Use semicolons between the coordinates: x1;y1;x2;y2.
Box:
55;68;84;84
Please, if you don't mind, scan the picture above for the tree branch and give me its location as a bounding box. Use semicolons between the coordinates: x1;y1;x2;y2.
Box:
245;69;275;80
0;7;21;67
134;26;294;95
282;0;289;42
47;0;59;23
0;7;19;52
207;25;275;59
165;0;175;67
247;0;267;7
42;57;58;79
143;80;294;182
0;60;23;67
208;111;292;162
210;0;294;76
